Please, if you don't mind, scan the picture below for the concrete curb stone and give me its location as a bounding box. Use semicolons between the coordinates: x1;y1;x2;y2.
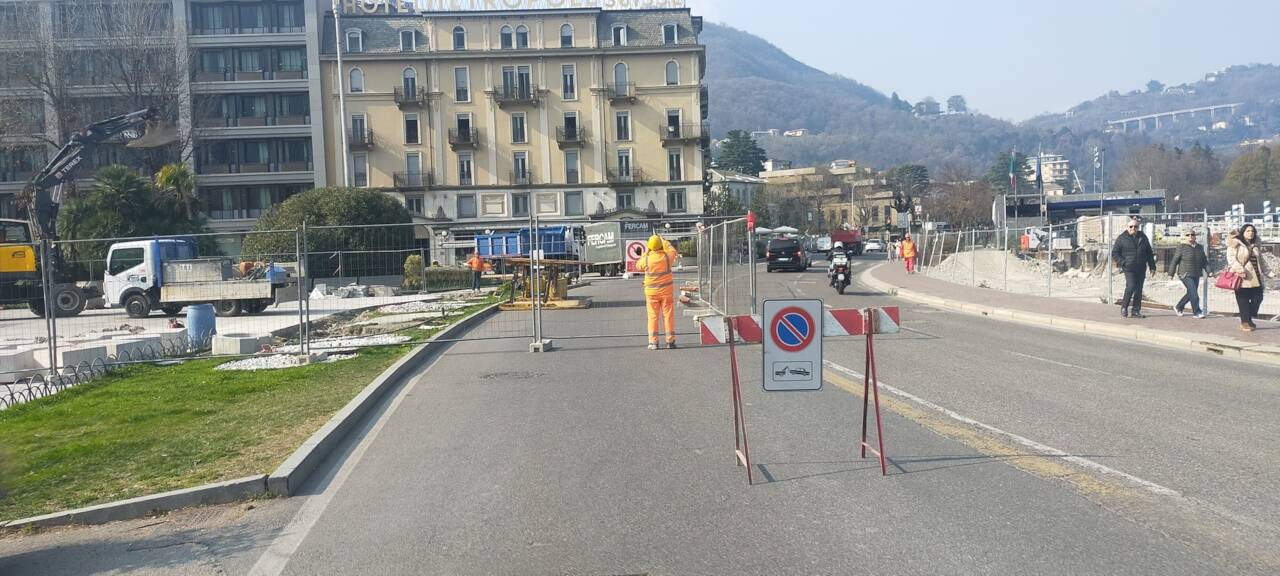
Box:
2;302;501;530
860;264;1280;368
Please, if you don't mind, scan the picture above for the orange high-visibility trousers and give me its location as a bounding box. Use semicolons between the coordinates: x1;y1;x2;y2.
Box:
646;289;676;345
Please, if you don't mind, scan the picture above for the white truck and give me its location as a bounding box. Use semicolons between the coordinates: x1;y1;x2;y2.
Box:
104;239;291;318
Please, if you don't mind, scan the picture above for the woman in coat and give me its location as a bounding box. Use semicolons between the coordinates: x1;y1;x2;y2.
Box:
1228;224;1270;331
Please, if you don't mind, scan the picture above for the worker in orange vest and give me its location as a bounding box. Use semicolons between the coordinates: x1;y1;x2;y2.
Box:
466;252;485;293
636;234;680;350
900;233;918;274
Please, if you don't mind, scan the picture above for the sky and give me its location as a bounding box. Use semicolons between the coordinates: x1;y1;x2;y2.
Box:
687;0;1280;122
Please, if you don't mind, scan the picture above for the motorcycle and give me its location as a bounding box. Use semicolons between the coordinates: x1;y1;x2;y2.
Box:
829;254;851;295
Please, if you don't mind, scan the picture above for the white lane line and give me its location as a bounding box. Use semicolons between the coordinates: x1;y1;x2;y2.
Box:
823;360;1180;497
248;354;446;576
1010;352;1137;381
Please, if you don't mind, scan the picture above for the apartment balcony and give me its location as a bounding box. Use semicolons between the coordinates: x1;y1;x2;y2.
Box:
607;82;636;104
394;171;434;189
660;123;707;145
555;126;587;148
509;169;536;186
197;115;311;128
607;168;645;186
492;85;538;108
395;86;428;108
448;128;478;151
193;69;309;83
349;128;374;150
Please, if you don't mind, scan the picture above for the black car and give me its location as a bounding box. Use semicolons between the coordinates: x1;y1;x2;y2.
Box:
766;239;810;272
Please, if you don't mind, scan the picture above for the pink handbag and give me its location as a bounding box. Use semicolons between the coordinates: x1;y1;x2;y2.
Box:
1215;269;1242;291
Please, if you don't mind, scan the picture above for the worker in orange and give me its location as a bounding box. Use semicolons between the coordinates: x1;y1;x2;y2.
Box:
636;234;679;350
900;233;918;274
466;251;485;293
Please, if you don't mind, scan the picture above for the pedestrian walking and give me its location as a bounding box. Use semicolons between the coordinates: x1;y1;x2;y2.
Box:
1111;217;1156;318
1169;229;1209;318
466;252;485;293
900;234;917;274
636;234;680;350
1228;224;1270;332
887;239;897;262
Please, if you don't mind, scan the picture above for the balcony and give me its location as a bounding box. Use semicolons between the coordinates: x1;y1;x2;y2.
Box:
660;123;707;145
197;115;311;128
193;69;310;83
607;82;636;103
395;86;428;108
394;171;433;189
349;128;374;150
195;162;313;176
492;85;538;108
448;128;478;151
607;168;644;186
509;169;535;186
555;126;587;148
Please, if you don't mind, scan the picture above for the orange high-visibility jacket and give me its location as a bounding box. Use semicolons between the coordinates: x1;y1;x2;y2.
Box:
900;239;917;259
636;244;679;294
467;255;485;272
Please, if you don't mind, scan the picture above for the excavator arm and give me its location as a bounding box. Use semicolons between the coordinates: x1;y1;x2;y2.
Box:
26;107;177;242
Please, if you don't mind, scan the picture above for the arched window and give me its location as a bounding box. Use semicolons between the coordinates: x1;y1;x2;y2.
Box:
662;23;678;44
613;62;629;87
611;25;627;47
665;60;679;86
402;67;417;95
515;25;529;49
345;29;363;53
559;23;573;48
452;25;466;50
499;25;513;49
349;68;364;93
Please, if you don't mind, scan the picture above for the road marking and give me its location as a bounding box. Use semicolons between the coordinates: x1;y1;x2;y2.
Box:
1010;352;1137;381
822;359;1180;497
248;354;447;576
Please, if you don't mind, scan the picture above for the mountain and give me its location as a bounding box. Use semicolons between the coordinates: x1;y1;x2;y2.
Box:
701;24;1280;175
702;23;1042;172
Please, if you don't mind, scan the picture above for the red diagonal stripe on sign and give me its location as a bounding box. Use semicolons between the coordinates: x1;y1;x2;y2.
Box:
825;309;865;336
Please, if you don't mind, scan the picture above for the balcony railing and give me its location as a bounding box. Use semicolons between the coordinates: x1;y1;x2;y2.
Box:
607;167;644;185
195;161;313;175
394;171;433;189
448;128;478;150
394;86;428;108
555;125;586;148
607;82;636;103
493;85;537;107
660;122;707;143
509;169;535;186
349;128;374;150
193;68;309;83
196;115;311;128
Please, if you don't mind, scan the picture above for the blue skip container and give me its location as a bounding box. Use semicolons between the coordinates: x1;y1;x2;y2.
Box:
186;303;217;349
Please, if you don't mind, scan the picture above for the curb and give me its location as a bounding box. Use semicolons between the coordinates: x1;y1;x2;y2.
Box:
3;302;501;530
860;265;1280;368
267;302;500;496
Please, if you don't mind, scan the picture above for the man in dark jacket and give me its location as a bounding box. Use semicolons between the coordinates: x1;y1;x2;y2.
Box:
1168;229;1209;318
1111;218;1157;318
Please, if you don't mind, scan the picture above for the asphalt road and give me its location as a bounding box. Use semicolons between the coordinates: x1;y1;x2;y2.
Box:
3;257;1278;574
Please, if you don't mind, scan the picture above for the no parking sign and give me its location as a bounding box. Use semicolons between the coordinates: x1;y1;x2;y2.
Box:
763;299;823;391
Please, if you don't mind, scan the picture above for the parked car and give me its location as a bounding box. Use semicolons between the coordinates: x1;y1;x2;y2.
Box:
765;238;810;272
864;239;885;253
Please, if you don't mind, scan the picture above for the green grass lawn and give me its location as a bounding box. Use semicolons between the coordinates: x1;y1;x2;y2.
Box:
0;298;497;521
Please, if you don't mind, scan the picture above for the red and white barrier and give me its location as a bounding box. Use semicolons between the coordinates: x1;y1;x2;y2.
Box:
702;306;899;344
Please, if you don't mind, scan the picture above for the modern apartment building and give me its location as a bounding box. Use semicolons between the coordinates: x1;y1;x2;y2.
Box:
317;3;708;261
0;0;328;235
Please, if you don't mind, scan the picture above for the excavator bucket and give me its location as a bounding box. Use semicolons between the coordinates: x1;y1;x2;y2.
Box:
126;119;179;148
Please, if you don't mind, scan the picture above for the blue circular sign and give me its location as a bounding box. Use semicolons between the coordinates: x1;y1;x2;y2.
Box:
770;307;815;352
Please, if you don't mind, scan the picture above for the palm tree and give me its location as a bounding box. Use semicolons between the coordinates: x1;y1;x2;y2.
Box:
154;163;200;221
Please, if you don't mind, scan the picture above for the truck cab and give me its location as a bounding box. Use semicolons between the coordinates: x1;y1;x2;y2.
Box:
104;239;196;317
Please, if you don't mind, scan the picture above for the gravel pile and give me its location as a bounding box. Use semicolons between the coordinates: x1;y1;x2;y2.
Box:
376;300;469;315
216;352;360;371
277;334;412;353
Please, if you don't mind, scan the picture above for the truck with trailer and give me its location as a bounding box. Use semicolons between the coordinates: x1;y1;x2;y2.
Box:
830;228;865;256
103;238;291;318
474;223;631;276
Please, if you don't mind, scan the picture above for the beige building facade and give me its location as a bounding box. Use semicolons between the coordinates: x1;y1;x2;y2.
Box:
318;3;708;258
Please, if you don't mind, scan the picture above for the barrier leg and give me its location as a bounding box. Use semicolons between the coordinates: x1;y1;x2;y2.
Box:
727;318;753;485
860;331;888;476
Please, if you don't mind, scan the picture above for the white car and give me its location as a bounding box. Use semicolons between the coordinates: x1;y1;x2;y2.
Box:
864;239;885;253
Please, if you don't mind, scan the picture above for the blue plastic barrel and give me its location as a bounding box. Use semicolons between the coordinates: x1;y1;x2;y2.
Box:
186;304;217;349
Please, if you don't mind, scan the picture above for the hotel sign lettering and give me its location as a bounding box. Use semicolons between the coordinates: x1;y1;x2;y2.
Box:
342;0;688;13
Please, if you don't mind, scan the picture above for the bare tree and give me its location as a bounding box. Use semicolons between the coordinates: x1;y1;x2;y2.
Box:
929;165;996;228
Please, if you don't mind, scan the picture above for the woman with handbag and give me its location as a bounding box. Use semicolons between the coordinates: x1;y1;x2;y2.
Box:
1227;225;1269;332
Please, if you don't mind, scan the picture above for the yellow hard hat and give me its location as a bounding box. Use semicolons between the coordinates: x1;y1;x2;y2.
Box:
648;234;664;251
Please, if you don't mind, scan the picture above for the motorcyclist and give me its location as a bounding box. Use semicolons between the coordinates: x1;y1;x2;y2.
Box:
827;241;851;277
